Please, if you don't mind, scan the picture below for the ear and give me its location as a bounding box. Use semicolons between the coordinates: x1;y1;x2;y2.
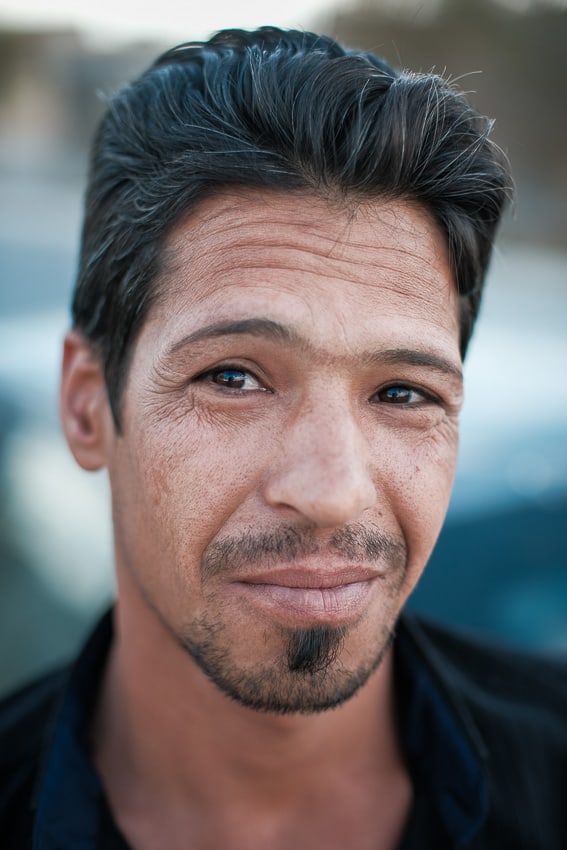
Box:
60;330;114;471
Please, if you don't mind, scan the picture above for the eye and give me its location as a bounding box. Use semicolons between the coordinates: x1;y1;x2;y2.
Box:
198;366;266;392
373;385;435;405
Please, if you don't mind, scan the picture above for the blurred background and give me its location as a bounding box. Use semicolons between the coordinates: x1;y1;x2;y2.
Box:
0;0;565;696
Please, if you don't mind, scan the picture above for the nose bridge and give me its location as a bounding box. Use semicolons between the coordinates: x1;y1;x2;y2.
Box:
264;391;377;528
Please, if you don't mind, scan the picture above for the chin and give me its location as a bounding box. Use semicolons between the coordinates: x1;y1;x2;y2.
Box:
179;618;395;715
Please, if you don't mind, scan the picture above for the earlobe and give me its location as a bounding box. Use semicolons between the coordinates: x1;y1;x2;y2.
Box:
60;330;113;471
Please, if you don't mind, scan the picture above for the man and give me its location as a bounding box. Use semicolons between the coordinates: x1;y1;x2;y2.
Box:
1;26;566;850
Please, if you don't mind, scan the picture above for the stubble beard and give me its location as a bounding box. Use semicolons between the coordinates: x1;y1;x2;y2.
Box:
179;617;396;715
171;524;406;715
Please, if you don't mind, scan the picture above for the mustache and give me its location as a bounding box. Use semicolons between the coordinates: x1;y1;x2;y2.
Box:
202;523;407;579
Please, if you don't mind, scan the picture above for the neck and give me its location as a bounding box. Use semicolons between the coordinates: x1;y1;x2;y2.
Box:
92;582;410;849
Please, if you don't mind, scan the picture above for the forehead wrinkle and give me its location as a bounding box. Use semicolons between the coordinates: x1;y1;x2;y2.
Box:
157;193;453;310
158;238;344;301
160;245;451;306
162;217;451;297
161;205;341;278
161;191;441;269
153;193;458;349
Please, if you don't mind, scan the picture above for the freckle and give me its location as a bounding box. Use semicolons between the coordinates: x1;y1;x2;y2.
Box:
415;466;421;474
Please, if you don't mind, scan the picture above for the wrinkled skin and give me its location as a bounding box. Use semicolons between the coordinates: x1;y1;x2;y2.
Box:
63;191;463;714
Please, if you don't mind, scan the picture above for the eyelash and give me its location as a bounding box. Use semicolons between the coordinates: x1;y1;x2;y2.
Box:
372;384;440;406
195;365;268;393
195;365;440;406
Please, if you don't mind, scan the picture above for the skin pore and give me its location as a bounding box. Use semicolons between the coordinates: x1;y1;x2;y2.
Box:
61;190;463;850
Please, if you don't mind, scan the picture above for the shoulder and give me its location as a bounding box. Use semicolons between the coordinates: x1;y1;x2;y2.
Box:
0;668;70;849
403;614;567;715
401;615;567;849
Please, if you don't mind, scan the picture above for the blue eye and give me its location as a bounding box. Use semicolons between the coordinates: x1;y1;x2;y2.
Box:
375;385;431;405
381;387;413;403
205;367;264;391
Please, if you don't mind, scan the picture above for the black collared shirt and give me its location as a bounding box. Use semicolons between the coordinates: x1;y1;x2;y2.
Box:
20;612;488;850
5;610;566;849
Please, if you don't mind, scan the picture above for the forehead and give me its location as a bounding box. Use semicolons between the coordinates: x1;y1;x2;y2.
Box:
148;190;460;357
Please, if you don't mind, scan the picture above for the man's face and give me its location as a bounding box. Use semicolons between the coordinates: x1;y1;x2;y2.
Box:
102;192;463;713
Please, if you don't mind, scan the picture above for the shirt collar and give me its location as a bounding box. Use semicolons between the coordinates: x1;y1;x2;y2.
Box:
33;612;113;850
394;616;489;849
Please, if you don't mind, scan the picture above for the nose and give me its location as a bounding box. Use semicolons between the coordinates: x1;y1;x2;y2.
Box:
263;399;377;528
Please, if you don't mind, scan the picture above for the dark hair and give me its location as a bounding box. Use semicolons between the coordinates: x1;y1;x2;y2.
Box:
72;26;512;428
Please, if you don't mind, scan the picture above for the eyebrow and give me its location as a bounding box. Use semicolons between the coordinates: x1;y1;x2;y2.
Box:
365;348;463;381
167;317;463;381
168;318;306;353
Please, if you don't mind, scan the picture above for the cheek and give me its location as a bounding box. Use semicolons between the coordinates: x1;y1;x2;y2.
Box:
118;416;270;565
379;424;459;572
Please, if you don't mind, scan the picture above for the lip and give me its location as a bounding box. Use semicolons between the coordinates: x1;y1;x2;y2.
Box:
229;567;382;625
235;566;383;589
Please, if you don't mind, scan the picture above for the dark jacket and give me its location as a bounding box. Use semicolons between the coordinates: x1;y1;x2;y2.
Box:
1;614;566;849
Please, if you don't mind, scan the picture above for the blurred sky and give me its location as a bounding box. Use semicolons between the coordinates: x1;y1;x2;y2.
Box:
1;0;567;44
0;0;347;43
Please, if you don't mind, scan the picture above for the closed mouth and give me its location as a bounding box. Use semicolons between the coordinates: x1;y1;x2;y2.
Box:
235;565;383;590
